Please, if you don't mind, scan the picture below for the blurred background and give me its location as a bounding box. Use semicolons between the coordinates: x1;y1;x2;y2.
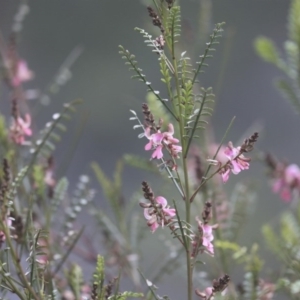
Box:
0;0;297;299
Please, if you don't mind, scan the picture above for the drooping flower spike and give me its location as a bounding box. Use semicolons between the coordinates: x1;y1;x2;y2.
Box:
195;274;230;299
10;113;32;145
191;202;218;257
265;153;300;202
142;103;182;161
11;59;33;87
144;124;182;160
218;132;258;183
220;141;250;183
140;181;176;233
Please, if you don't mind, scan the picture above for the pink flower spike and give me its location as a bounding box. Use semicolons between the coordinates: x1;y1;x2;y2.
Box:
220;142;251;182
18;114;32;136
142;195;176;232
195;218;215;256
202;224;214;255
144;123;181;160
144;128;165;158
12;60;33;87
271;163;300;202
285;164;300;185
10;113;32;145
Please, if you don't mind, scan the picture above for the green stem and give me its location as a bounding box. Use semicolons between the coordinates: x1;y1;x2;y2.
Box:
173;46;193;300
1;273;27;300
1;221;40;300
189;116;236;202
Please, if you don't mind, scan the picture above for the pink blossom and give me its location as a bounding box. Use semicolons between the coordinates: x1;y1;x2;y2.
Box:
200;223;214;255
195;287;214;299
144;124;182;159
10;113;32;145
258;280;275;300
220;142;250;183
272;164;300;202
145;128;164;159
44;170;56;187
143;196;175;233
192;218;215;257
143;210;159;233
11;59;33;87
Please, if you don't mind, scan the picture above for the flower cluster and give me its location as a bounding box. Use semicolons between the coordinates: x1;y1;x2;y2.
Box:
142;103;182;162
265;153;300;202
195;274;230;299
191;202;218;257
145;123;182;160
218;132;258;182
140;181;176;233
11;59;33;87
10;113;32;145
9;98;32;145
257;280;275;300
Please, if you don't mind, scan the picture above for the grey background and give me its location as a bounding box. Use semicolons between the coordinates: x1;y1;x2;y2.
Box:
0;1;296;299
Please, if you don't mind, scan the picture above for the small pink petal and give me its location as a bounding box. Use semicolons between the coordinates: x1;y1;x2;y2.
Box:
152;145;163;159
145;141;152;151
221;169;230;183
163;208;176;217
152;132;164;144
150;222;159;233
155;196;168;207
231;161;242;174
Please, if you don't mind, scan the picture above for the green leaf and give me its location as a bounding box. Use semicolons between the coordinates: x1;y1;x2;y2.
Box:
119;45;177;120
166;6;181;46
192;22;225;84
111;291;144;300
93;255;105;289
66;264;83;299
288;0;300;47
276;79;300;113
123;154;158;173
254;36;280;64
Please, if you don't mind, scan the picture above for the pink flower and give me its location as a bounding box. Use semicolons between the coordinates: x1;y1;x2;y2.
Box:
143;196;176;233
272;164;300;202
192;218;215;257
145;128;164;159
200;223;214;255
220;142;250;183
144;124;182;159
258;280;275;300
44;170;56;187
10;113;32;145
11;60;33;87
195;287;214;299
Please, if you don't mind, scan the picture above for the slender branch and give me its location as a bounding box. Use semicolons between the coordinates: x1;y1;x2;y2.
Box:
1;221;40;300
189;116;235;202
